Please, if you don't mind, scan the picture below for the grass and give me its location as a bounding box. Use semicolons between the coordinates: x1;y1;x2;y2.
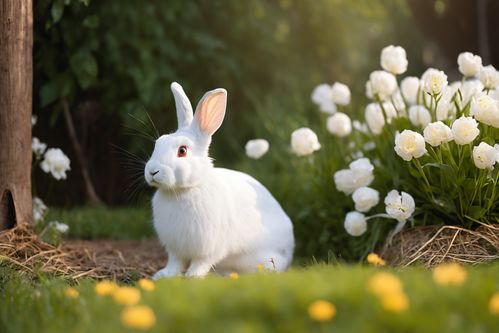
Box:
1;264;498;333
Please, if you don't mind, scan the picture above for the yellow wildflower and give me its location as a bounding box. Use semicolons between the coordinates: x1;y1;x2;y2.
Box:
121;305;156;330
489;293;499;315
367;272;403;297
113;287;141;306
95;280;118;296
138;279;155;292
64;287;79;299
432;263;467;286
257;264;264;272
308;300;336;322
380;292;409;312
229;272;239;280
367;253;386;267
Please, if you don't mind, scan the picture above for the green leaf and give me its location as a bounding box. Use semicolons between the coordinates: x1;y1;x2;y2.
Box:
69;50;98;89
40;81;61;107
51;0;65;23
468;206;487;219
83;15;99;29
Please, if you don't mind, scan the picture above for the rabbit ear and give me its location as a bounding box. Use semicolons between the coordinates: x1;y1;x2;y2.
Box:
171;82;194;128
193;88;227;136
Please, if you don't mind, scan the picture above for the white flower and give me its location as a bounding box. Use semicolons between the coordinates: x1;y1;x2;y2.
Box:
330;82;351;106
369;70;397;101
459;80;484;106
436;98;452;121
457;52;482;77
32;197;47;223
49;221;69;233
384;190;415;222
363;141;376;151
470;93;499;128
423;121;453;147
380;45;408;75
334;158;374;195
365;103;385;135
394;130;427;161
32;115;37;127
40;148;71;180
365;80;374;99
334;169;357;195
326;112;352;137
344;211;367;237
290;128;321;156
311;84;336;114
400;76;420;105
451;116;480;145
392;90;406;112
245;139;269;159
408;105;432;127
422;68;448;95
479;65;499;90
352;187;380;213
32;137;47;157
352;120;369;133
472;142;498;169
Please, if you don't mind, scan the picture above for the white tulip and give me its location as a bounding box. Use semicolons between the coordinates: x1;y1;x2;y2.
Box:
352;120;369;133
32;137;47;157
479;65;499;90
451;116;480;145
422;68;448;95
333;158;374;195
49;221;69;233
334;169;357;195
40;148;71;180
344;211;367;237
352;187;380;212
472;142;498;169
384;190;415;222
457;52;482;77
470;93;499;128
436;98;453;121
369;70;397;101
394;130;427;161
459;80;484;106
423;121;453;147
400;76;420;105
365;103;385;135
245;139;269;159
331;82;351;106
311;84;336;114
380;45;408;75
32;197;47;223
365;80;374;99
290;128;321;156
327;112;352;137
408;105;432;127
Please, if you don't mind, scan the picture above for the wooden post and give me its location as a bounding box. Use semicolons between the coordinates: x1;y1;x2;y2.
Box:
0;0;33;229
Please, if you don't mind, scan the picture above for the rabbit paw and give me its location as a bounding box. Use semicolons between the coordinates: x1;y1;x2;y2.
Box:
152;267;180;280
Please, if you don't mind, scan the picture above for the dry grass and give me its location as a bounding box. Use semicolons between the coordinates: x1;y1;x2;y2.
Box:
0;224;165;281
383;224;499;267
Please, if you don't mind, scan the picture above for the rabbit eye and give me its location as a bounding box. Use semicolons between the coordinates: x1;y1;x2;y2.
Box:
177;146;188;157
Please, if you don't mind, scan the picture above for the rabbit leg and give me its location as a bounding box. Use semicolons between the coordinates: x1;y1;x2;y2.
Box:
184;259;216;278
153;253;186;280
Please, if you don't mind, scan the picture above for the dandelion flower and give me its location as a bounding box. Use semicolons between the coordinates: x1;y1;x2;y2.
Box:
367;253;386;267
380;291;409;312
308;300;336;322
367;272;403;297
64;287;79;299
432;263;467;286
229;272;239;280
121;305;156;330
138;279;155;292
257;264;264;272
95;280;118;296
113;287;141;306
489;293;499;315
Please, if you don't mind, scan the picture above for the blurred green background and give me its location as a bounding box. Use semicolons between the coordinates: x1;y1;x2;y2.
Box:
33;0;499;260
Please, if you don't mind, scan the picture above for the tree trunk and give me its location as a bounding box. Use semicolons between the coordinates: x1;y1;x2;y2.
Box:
0;0;33;230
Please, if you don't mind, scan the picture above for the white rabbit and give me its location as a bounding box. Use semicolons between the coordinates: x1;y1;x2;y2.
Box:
145;82;294;278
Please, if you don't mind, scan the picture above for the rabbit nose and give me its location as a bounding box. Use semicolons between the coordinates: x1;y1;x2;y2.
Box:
150;170;160;176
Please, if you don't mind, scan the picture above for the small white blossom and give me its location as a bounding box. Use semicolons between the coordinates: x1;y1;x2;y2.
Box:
290;128;321;156
384;190;415;222
32;115;37;127
365;103;385;135
423;121;453;147
352;120;369;133
344;211;367;237
32;197;47;223
479;65;499;90
457;52;482;77
245;139;269;159
451;116;480;145
330;82;351;106
40;148;71;180
334;169;357;195
311;84;336;114
352;187;380;213
32;137;47;157
334;158;374;195
363;141;376;151
394;130;427;161
369;70;397;101
49;221;69;233
472;142;498;169
470;93;499;128
326;112;352;137
380;45;408;75
400;76;420;105
408;105;432;127
422;68;448;95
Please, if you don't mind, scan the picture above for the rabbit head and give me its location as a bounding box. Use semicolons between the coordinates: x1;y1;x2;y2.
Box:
144;82;227;191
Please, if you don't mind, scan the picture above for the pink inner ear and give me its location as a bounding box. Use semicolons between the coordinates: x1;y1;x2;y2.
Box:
195;91;226;136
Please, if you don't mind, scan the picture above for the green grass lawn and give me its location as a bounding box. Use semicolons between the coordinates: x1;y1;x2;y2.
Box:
1;264;498;333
